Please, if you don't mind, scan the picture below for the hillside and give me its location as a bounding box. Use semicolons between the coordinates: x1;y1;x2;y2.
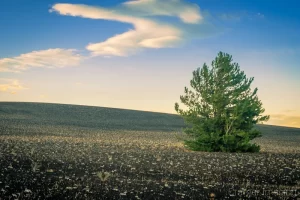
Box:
0;102;299;199
0;102;185;133
0;102;299;135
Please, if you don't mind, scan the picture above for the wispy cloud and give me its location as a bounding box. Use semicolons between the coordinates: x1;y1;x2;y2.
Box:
50;1;217;57
269;114;300;128
0;48;84;73
75;82;83;86
219;11;265;22
122;0;203;24
51;3;183;57
282;109;296;113
39;94;49;100
0;78;28;94
1;0;218;72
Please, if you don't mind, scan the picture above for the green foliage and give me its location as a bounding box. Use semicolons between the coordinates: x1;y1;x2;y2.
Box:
175;52;270;152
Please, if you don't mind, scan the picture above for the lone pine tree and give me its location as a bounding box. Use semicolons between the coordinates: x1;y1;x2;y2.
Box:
175;52;270;152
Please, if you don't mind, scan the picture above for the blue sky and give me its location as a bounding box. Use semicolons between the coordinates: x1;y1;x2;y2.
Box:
0;0;300;128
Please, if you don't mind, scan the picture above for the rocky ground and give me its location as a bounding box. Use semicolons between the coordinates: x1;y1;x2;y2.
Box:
0;102;299;199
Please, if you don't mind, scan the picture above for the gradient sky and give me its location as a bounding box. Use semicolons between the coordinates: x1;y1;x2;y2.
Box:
0;0;300;128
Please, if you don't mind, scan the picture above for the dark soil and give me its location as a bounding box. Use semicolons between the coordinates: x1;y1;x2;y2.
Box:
0;102;299;199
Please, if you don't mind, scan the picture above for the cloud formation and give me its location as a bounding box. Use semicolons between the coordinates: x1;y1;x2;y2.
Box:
269;114;300;128
0;48;83;73
51;0;214;57
219;12;265;22
1;0;217;72
39;94;49;100
122;0;202;24
0;79;27;94
51;3;185;56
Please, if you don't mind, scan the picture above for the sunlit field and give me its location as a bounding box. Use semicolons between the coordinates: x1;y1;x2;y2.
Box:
0;102;299;199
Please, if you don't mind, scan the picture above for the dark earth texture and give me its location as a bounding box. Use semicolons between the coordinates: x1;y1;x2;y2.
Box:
0;102;299;199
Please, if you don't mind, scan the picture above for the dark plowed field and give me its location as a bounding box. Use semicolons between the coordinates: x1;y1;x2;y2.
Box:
0;102;299;199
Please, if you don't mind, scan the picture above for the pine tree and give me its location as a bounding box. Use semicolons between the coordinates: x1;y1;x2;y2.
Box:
175;52;270;152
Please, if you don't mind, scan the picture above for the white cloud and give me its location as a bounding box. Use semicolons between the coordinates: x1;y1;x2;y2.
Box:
0;78;28;94
0;1;218;75
51;3;184;57
123;0;203;24
0;48;84;73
